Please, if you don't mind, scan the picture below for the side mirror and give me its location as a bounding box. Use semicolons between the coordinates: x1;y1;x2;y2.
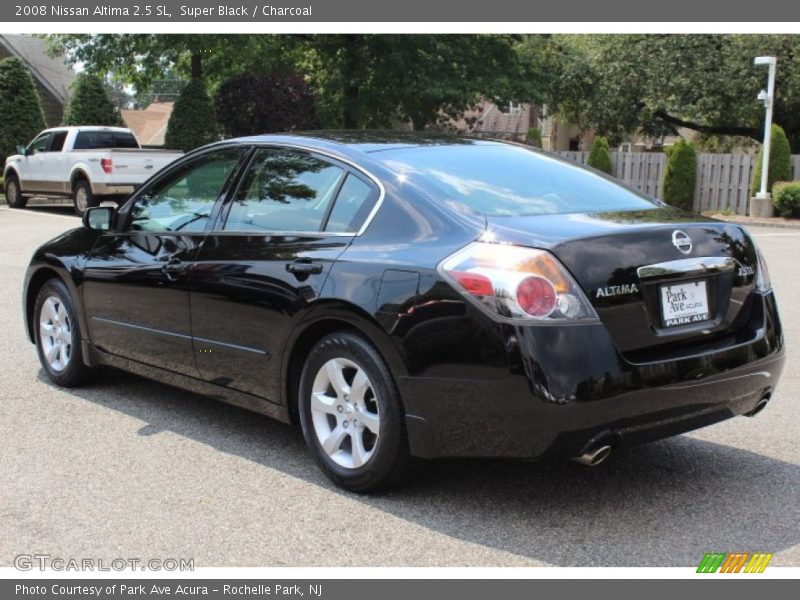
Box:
16;145;28;157
83;206;115;231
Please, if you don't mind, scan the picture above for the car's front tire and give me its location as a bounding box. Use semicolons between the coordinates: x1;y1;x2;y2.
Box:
298;332;417;493
4;174;27;208
34;278;93;387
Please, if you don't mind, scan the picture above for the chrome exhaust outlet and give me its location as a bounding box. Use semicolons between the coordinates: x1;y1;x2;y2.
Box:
745;394;771;417
572;444;613;467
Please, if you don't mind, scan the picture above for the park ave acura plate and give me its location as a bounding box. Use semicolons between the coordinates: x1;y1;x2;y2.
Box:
660;280;710;327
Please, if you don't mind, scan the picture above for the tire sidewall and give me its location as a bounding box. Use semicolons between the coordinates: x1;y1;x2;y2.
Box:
73;180;96;216
5;175;26;208
34;278;86;387
298;332;405;491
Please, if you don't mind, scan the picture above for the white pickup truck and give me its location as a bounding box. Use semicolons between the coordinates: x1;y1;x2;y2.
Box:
3;126;183;215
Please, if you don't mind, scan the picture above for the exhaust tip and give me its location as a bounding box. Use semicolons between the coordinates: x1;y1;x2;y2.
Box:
573;444;613;467
745;394;771;417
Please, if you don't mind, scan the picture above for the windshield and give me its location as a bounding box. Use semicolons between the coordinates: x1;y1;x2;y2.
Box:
376;144;657;217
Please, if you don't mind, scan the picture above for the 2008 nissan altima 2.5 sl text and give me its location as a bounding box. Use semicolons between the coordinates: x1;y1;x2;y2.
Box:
18;132;785;492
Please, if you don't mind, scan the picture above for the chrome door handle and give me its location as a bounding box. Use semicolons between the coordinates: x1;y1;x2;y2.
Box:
162;258;188;280
286;261;323;275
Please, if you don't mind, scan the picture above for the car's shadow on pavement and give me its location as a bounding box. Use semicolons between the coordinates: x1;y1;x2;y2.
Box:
24;205;78;218
42;367;800;567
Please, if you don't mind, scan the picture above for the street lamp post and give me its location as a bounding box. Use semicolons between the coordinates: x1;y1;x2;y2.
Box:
754;56;777;200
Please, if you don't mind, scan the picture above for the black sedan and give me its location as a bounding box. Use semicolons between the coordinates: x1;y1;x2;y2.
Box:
22;132;785;492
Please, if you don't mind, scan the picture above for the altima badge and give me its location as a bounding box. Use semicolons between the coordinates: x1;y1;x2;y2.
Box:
596;283;639;298
672;230;693;254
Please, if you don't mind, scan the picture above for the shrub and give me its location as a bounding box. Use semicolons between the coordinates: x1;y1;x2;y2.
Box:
164;79;219;152
750;124;792;196
526;127;542;148
587;136;613;175
63;73;123;126
663;138;698;211
0;57;46;164
214;73;317;138
772;181;800;218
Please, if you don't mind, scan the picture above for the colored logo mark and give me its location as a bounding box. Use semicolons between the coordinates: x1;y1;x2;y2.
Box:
697;552;773;573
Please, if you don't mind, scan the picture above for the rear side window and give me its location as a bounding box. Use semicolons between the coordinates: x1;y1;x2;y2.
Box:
325;174;377;233
224;149;346;232
49;131;68;152
74;131;140;150
376;144;657;217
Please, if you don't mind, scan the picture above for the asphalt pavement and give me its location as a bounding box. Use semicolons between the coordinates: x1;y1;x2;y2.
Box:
1;204;798;568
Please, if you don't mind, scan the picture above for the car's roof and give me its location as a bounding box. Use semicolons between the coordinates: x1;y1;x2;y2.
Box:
231;130;504;156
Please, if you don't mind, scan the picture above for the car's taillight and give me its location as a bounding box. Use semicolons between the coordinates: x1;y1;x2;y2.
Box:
755;245;772;293
100;158;113;174
440;242;598;322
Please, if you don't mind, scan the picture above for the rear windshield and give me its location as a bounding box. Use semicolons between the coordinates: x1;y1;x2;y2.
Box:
73;130;139;150
375;144;657;217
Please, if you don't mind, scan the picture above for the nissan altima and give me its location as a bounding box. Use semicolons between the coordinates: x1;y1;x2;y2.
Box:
22;132;785;492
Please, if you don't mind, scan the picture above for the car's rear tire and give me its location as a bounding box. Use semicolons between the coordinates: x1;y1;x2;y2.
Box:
34;278;93;387
4;174;27;208
298;332;418;493
72;179;98;216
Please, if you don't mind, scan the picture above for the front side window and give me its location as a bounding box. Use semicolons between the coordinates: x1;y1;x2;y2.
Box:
224;149;346;232
29;133;51;154
129;148;244;233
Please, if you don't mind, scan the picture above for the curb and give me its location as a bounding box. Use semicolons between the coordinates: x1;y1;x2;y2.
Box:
708;214;800;231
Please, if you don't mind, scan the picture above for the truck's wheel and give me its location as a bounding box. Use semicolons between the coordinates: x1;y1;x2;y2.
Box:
72;180;97;216
4;174;27;208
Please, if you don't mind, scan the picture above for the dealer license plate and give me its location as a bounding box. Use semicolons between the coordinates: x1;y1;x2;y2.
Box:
660;280;710;327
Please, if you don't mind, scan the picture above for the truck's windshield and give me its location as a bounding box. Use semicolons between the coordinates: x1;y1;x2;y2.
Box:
73;131;140;150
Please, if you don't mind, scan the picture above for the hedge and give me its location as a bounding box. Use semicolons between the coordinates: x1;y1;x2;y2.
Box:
773;181;800;218
750;124;792;196
63;73;123;126
663;138;698;211
164;79;219;152
526;128;542;148
587;136;613;175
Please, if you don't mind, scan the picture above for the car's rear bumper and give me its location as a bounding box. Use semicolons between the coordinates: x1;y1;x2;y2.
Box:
399;292;785;460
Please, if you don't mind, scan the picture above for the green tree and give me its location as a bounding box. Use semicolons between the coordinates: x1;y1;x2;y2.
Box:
307;35;546;130
587;136;613;174
215;73;317;137
750;124;793;196
663;139;697;210
164;79;219;152
0;57;46;164
63;73;123;126
48;34;556;132
548;35;800;151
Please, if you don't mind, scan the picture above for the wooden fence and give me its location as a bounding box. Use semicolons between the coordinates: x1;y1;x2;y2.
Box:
556;151;800;215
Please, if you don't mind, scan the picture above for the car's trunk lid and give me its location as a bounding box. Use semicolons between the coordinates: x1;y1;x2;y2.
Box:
486;207;760;361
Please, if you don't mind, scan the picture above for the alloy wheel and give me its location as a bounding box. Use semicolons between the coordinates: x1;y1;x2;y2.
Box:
39;295;72;372
309;357;380;469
